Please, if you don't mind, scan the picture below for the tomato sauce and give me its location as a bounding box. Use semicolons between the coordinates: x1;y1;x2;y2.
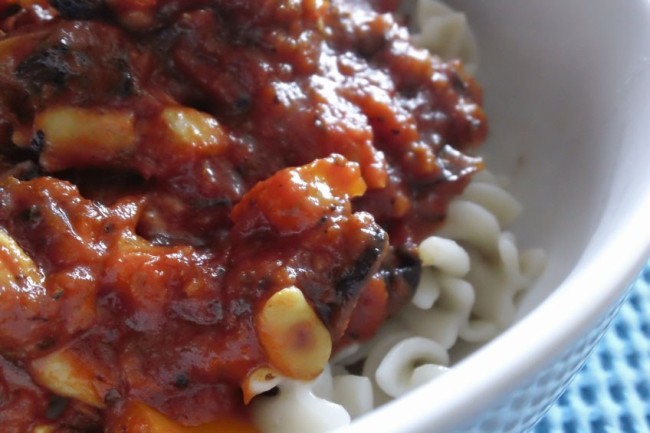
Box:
0;0;486;431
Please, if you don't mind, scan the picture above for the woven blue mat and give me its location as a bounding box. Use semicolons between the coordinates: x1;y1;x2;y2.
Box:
533;261;650;433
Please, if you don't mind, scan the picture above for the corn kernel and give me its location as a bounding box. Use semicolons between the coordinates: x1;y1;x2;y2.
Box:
256;287;331;381
35;107;136;171
0;229;44;288
161;107;227;154
30;346;104;408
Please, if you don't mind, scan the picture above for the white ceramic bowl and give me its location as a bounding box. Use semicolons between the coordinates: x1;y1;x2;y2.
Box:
340;0;650;431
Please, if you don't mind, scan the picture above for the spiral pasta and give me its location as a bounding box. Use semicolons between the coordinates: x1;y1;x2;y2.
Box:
251;378;351;433
405;0;479;74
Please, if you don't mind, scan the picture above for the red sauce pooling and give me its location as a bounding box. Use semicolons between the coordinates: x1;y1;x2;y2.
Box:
0;0;486;430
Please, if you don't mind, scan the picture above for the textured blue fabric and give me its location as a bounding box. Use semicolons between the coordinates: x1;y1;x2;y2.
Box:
533;262;650;433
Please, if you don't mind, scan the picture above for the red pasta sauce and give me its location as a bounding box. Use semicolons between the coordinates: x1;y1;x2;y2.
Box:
0;0;486;431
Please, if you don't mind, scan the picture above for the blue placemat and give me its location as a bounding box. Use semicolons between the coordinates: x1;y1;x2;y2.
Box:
533;262;650;433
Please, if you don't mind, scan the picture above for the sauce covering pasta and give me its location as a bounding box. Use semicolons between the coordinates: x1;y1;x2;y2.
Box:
0;0;486;431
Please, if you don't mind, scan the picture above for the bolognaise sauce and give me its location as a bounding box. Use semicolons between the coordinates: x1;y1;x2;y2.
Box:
0;0;486;431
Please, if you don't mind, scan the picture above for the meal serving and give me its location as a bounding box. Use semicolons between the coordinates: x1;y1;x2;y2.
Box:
0;0;544;432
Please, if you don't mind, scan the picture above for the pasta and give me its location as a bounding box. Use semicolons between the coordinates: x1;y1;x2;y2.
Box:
251;375;351;433
374;336;449;397
404;0;479;74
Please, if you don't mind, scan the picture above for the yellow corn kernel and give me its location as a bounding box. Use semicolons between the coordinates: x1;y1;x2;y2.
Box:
35;107;136;171
30;346;105;408
160;107;227;153
119;401;258;433
0;229;44;288
241;366;282;404
32;426;54;433
256;287;331;381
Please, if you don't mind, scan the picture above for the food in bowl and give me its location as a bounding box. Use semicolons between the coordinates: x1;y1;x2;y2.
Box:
0;0;543;431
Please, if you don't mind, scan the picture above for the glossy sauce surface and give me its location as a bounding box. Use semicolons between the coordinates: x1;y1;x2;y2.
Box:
0;0;486;430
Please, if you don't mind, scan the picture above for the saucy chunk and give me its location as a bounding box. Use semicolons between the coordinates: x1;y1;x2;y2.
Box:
0;0;486;430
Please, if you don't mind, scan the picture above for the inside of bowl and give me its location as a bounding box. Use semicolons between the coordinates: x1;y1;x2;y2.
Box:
446;0;650;319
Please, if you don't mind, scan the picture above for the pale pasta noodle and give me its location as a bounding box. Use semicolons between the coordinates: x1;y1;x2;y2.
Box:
436;173;546;330
361;322;414;379
410;267;441;310
358;172;543;406
461;182;523;228
331;375;374;419
435;200;502;256
418;236;470;277
360;321;416;405
409;363;450;387
311;365;336;399
374;336;449;398
458;318;500;344
252;367;374;431
251;378;351;433
404;0;479;74
398;274;475;349
310;366;374;420
464;233;546;329
334;319;412;367
330;342;363;365
416;173;546;337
